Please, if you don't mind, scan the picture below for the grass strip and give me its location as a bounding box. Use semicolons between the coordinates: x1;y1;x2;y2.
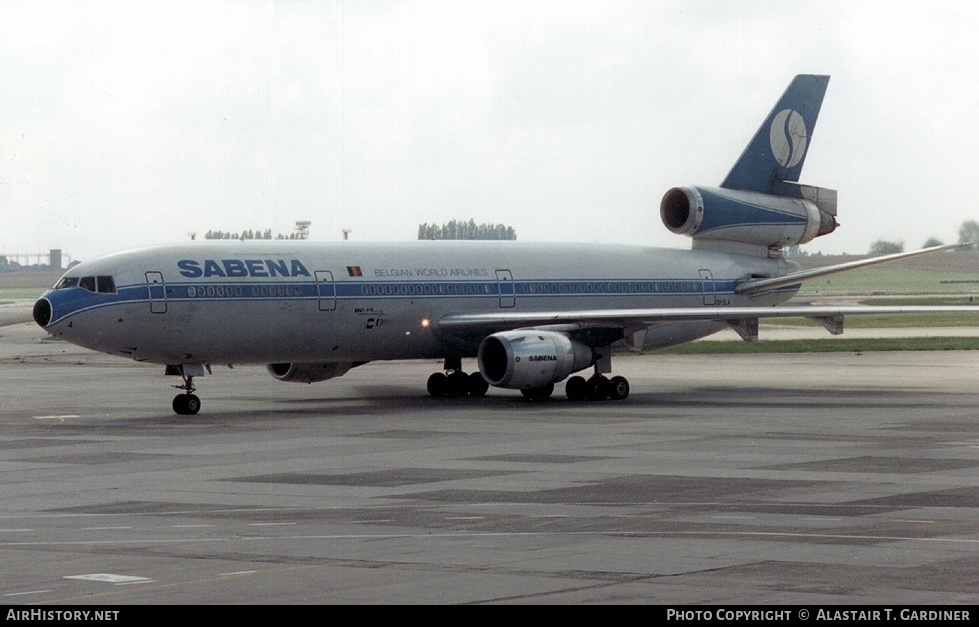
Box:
657;336;979;355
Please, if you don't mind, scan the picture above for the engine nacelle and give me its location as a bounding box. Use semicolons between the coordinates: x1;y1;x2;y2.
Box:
661;185;837;250
478;330;593;390
267;362;353;383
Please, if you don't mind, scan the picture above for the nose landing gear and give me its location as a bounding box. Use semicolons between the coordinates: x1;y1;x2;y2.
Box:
172;391;201;415
166;364;206;415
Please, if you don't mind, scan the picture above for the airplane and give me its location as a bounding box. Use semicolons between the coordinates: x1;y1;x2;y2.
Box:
32;74;977;414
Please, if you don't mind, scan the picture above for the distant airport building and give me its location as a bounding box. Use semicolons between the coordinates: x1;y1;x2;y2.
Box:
0;248;66;270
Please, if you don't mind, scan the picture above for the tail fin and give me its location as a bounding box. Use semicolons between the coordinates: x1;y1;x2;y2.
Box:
721;74;830;193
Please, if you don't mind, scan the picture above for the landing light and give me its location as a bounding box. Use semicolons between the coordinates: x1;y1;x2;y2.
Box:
420;318;430;328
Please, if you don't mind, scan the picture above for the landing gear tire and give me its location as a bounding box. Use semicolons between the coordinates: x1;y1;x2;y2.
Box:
521;383;554;401
427;372;448;397
446;371;470;397
467;372;489;397
566;375;588;401
172;394;201;415
608;376;630;401
586;375;610;401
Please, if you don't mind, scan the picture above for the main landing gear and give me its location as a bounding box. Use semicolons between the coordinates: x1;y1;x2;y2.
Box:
564;374;630;401
427;370;489;398
512;373;629;401
427;357;489;398
425;359;629;401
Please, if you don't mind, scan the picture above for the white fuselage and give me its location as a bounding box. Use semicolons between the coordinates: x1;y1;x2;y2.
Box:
38;240;798;366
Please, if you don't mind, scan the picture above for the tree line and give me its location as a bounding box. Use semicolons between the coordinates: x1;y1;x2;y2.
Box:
868;220;979;255
417;219;516;240
204;229;306;240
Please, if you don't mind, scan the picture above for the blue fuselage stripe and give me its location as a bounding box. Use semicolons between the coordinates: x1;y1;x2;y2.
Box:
44;276;750;325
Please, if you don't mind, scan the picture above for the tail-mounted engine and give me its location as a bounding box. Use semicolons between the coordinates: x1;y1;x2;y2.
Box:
267;362;353;383
661;185;837;254
478;330;593;390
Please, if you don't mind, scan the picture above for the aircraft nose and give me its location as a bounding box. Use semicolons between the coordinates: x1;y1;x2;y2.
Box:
33;298;52;327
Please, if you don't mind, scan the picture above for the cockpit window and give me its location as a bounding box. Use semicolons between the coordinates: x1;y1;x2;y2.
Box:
97;276;116;293
70;275;116;293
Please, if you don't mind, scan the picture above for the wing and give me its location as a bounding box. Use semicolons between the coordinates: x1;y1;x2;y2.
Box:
437;243;979;346
437;304;979;345
735;243;967;296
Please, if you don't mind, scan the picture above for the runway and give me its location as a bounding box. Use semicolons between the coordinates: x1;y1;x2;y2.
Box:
0;319;977;604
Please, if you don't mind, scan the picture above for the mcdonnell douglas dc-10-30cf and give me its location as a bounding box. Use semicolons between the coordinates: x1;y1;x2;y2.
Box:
33;75;975;414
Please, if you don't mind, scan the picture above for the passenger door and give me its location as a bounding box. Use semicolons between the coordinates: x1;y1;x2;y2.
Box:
699;269;715;306
496;270;515;308
145;271;167;314
315;271;336;311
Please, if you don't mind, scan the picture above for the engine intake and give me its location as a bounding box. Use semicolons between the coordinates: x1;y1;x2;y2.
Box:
478;330;593;389
267;362;353;383
661;185;837;250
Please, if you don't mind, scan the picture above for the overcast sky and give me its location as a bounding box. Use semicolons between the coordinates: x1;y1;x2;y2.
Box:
1;0;976;263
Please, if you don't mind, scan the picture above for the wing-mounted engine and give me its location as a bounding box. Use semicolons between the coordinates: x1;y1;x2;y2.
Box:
477;330;593;389
661;184;837;256
267;362;353;383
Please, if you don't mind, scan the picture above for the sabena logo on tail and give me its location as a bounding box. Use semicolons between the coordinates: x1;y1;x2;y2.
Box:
769;109;808;168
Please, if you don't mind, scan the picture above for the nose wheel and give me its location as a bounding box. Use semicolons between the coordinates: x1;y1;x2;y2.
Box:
170;368;202;415
172;393;201;415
